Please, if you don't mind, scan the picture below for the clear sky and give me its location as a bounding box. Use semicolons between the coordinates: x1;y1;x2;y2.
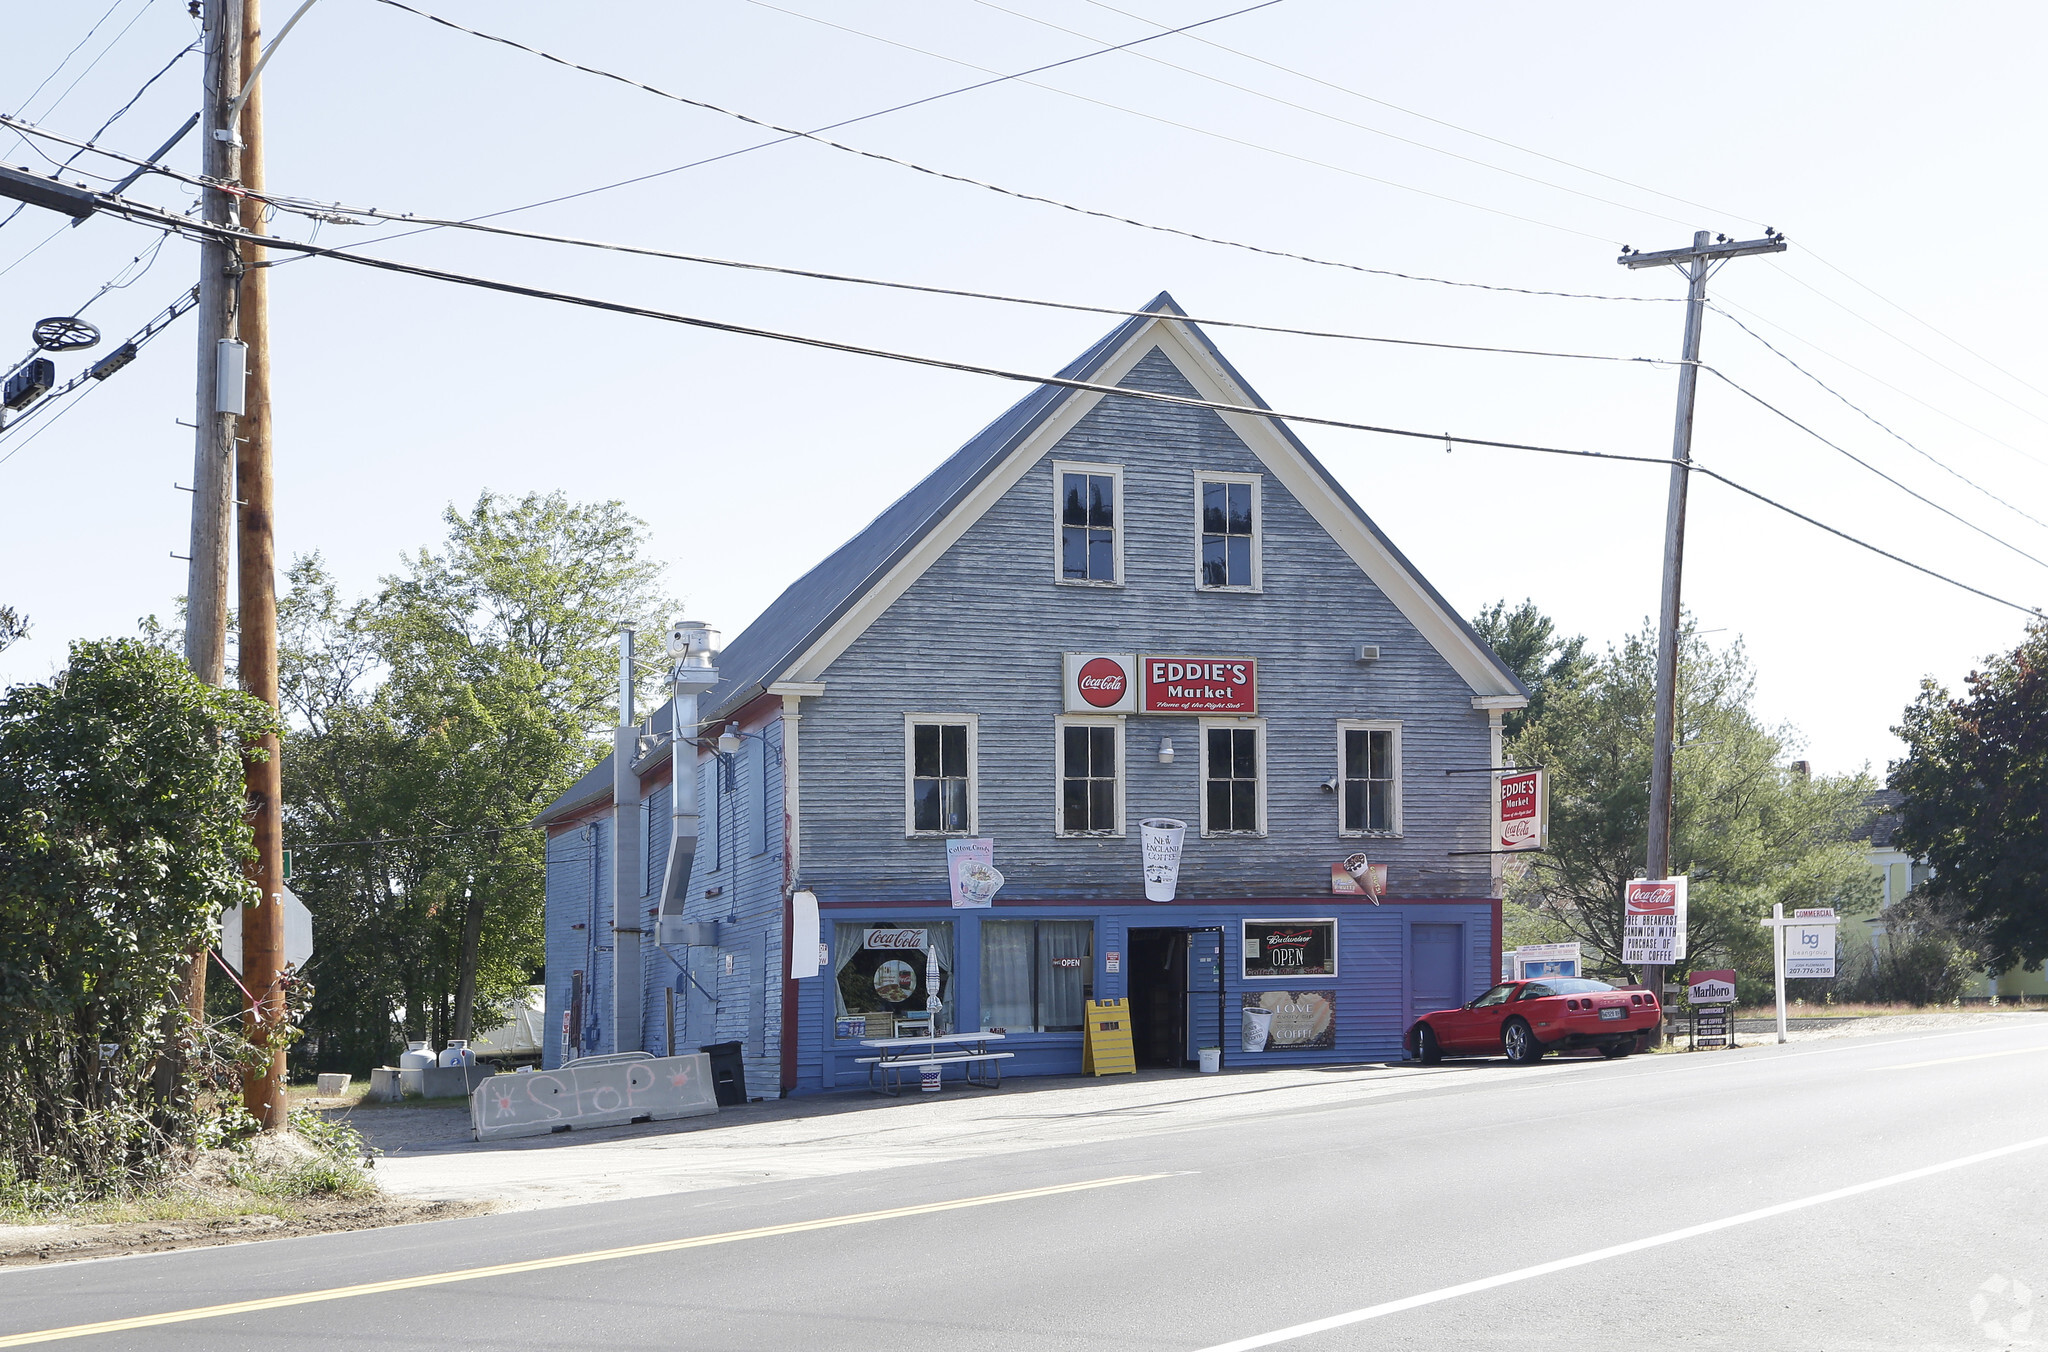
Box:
3;0;2043;777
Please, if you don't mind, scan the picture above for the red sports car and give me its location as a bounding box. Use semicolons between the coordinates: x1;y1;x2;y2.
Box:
1407;978;1659;1065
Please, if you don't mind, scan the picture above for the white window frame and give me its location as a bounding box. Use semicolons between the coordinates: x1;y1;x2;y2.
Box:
1051;459;1125;588
1052;714;1126;838
1192;470;1263;592
1198;715;1268;838
1336;719;1403;837
903;713;978;837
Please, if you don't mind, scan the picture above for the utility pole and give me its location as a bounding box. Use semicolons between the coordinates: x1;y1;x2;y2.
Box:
1620;229;1785;1032
234;0;287;1130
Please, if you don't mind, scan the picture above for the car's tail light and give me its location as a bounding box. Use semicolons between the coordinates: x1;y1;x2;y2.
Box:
1566;999;1579;1010
1631;994;1643;1005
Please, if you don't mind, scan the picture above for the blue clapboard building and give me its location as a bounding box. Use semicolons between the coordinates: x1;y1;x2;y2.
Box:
534;295;1527;1095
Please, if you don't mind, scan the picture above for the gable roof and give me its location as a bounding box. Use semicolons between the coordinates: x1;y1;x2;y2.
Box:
536;293;1525;826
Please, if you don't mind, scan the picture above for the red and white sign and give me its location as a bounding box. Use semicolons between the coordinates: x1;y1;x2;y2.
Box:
864;928;929;950
1140;655;1257;714
1495;769;1546;852
1622;876;1688;964
1063;652;1137;713
1686;969;1737;1005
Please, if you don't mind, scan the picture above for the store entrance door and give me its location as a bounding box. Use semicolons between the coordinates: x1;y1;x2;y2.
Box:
1127;928;1189;1068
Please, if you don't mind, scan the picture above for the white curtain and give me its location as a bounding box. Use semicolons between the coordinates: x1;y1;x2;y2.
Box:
832;924;863;1017
927;922;955;1034
1039;921;1092;1032
981;921;1035;1032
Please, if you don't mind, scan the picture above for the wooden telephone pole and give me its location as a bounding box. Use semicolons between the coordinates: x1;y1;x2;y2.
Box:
234;0;287;1130
1619;229;1785;1030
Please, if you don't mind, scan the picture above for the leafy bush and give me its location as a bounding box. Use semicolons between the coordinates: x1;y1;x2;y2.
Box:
224;1109;374;1200
0;640;277;1197
1843;932;1981;1005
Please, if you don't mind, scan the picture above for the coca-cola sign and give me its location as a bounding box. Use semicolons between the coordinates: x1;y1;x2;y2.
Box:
1063;652;1137;713
864;928;928;950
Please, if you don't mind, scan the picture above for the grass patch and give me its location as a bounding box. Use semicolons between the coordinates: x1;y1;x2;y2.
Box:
1729;1001;2037;1020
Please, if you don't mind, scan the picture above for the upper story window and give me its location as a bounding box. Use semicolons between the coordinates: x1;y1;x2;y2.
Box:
1054;461;1122;585
1339;721;1401;835
1056;715;1123;836
1201;718;1266;836
905;714;976;835
1197;472;1261;590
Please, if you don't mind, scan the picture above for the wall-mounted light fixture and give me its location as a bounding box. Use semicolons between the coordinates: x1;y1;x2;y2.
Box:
1158;738;1175;764
717;723;743;755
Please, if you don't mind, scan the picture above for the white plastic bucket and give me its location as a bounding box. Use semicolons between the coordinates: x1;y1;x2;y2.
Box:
919;1063;942;1094
1198;1047;1221;1074
1139;818;1187;902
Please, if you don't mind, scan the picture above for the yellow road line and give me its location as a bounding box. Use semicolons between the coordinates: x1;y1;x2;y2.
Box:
0;1173;1169;1347
1887;1046;2048;1071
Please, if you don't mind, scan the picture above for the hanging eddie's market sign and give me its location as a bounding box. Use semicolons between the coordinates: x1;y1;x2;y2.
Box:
1495;769;1547;852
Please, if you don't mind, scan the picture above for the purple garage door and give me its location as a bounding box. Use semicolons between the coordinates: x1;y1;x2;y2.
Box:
1409;924;1463;1023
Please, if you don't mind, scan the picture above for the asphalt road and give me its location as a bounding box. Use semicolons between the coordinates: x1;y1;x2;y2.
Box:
6;1021;2047;1351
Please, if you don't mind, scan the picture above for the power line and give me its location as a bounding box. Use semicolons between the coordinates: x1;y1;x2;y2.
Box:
1079;0;1761;229
4;0;131;124
4;0;157;156
1702;364;2048;568
1801;245;2048;407
1761;258;2048;432
358;2;1674;303
78;191;2040;615
1710;304;2048;529
236;189;1669;366
956;0;1696;232
0;284;200;468
1711;291;2048;476
0;38;195;235
746;0;1618;242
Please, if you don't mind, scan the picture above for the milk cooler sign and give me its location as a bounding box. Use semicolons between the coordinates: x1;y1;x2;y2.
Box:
1621;876;1688;964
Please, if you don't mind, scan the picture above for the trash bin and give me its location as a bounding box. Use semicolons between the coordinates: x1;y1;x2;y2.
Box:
699;1041;746;1106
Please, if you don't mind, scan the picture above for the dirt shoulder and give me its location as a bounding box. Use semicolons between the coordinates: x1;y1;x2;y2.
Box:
0;1193;492;1268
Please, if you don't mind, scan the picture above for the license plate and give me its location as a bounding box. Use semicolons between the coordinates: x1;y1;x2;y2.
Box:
1599;1007;1626;1021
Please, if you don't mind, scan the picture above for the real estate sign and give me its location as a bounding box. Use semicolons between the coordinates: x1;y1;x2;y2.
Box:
1621;876;1689;965
1785;908;1838;978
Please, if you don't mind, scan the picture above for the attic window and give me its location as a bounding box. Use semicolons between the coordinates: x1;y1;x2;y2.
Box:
1054;462;1122;585
1197;473;1261;590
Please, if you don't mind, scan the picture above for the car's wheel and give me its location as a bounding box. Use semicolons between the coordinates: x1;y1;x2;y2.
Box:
1412;1023;1443;1065
1502;1018;1545;1065
1600;1041;1633;1059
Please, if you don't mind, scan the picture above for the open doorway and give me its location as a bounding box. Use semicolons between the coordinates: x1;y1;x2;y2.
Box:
1127;928;1188;1068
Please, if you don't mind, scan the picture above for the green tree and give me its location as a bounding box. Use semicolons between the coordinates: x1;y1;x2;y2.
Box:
282;493;671;1073
0;606;27;654
1890;620;2048;974
1471;598;1591;737
1508;618;1876;991
0;639;276;1193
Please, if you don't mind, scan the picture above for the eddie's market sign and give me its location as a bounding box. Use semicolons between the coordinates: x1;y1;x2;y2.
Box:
1063;652;1258;715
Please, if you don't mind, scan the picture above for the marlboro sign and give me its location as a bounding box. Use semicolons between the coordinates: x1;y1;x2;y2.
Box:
1495;769;1546;852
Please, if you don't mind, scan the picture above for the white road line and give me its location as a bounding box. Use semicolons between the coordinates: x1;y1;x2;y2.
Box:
1888;1045;2048;1071
1188;1134;2048;1352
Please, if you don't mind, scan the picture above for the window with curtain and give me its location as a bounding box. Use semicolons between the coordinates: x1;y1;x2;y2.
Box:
1341;725;1398;834
833;922;953;1036
980;919;1093;1033
907;719;972;834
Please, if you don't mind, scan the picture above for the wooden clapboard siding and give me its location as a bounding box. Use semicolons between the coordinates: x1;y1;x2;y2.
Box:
797;348;1494;905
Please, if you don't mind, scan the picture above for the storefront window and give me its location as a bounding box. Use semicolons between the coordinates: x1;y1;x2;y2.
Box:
980;919;1093;1033
833;923;953;1036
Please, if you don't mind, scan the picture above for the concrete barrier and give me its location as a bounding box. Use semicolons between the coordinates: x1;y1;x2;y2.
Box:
469;1053;719;1141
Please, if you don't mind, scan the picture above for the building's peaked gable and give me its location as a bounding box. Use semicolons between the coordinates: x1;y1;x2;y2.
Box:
758;294;1527;704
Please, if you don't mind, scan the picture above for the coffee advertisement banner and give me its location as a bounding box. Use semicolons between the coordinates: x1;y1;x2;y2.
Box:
1240;991;1336;1052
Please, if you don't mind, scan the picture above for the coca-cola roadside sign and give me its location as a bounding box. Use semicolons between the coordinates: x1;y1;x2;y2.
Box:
1063;652;1137;713
1140;655;1257;714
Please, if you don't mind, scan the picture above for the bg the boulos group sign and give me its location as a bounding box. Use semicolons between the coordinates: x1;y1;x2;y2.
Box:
1063;652;1258;714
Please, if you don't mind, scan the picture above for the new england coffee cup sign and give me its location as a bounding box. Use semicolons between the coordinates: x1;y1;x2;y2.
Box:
1061;652;1258;714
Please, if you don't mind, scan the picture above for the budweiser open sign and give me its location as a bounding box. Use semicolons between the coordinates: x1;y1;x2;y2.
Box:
1140;656;1257;714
